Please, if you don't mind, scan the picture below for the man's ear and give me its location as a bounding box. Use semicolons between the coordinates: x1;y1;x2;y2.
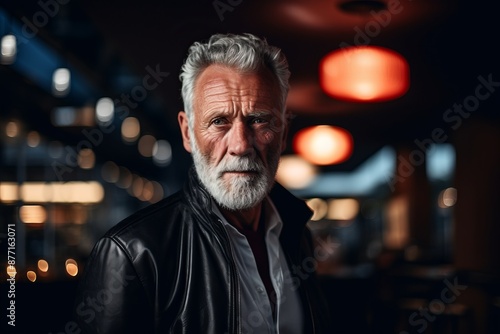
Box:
178;111;192;153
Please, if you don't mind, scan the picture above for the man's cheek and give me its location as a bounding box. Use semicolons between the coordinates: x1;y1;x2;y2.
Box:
259;130;278;145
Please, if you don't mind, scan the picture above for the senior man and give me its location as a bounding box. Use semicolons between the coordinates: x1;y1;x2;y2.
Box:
74;33;330;334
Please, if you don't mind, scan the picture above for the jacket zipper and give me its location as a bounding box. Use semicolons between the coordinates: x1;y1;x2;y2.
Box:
193;182;242;334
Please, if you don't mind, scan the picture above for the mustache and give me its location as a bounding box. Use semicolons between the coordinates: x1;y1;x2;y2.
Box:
217;156;264;175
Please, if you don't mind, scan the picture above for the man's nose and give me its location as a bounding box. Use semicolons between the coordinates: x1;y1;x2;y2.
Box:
228;121;254;157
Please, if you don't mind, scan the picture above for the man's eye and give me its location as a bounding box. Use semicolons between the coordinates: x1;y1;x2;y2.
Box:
211;118;226;126
251;117;267;124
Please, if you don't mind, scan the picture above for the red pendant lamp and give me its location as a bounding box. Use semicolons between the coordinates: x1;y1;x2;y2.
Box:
320;46;409;102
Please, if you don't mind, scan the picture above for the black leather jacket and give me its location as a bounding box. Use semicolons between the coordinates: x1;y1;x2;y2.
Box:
74;168;330;333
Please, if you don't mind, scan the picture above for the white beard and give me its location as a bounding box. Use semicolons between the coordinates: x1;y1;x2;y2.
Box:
190;131;279;211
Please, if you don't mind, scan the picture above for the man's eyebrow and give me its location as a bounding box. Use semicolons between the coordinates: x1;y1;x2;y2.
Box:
202;110;279;120
247;110;277;117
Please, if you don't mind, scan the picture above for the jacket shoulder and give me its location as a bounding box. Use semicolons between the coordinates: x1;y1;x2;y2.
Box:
106;190;185;235
100;190;192;258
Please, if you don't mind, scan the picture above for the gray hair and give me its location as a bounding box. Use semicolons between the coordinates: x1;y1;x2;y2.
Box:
179;33;290;124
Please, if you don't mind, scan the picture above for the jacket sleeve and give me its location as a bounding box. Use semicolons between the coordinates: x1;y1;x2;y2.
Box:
73;236;154;334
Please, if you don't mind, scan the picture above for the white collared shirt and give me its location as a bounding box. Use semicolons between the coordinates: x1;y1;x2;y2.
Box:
213;198;304;334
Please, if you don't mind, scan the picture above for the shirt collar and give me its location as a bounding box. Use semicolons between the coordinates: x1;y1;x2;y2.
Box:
212;197;283;237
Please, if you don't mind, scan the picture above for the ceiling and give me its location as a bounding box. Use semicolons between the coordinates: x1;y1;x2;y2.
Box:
1;0;498;186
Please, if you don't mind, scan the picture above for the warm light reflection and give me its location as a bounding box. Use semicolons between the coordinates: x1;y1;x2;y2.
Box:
11;181;105;204
306;198;328;221
327;198;359;221
78;148;95;169
150;181;164;203
7;265;16;278
128;177;164;203
0;182;19;203
53;181;104;203
121;117;140;142
27;131;41;147
320;46;409;102
293;125;353;165
27;271;37;282
79;105;95;126
117;167;132;189
141;180;154;202
101;161;120;183
138;135;156;157
283;4;324;29
276;155;317;189
6;121;19;138
72;204;88;225
20;182;50;202
38;259;49;272
65;259;78;277
19;205;47;224
132;176;144;198
52;68;71;96
438;187;457;208
384;196;409;249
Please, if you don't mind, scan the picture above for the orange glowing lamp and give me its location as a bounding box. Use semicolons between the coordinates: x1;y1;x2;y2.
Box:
293;125;353;165
320;46;409;102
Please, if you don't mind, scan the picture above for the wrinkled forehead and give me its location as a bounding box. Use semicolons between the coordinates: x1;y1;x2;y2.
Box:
193;65;282;111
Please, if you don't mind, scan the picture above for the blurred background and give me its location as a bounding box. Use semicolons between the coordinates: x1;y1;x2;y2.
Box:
0;0;499;333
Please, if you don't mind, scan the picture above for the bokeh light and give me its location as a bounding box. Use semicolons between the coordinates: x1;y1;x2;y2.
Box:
293;125;353;165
